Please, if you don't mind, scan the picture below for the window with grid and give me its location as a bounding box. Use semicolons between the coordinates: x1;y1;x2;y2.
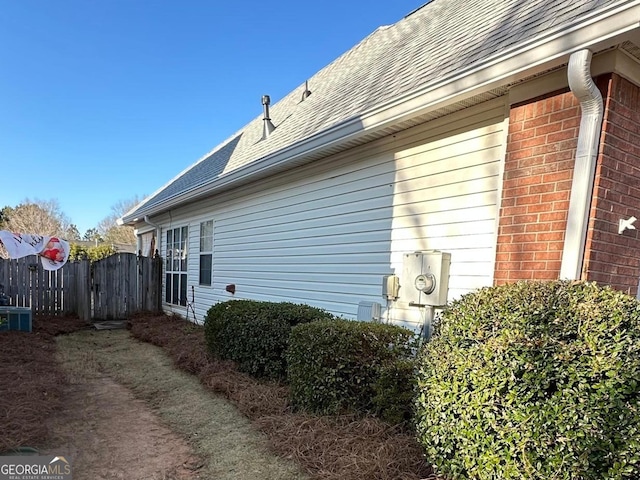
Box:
199;220;213;286
165;226;188;306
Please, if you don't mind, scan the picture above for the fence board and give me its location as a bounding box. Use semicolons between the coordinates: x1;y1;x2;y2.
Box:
137;254;162;312
76;260;91;321
0;253;161;321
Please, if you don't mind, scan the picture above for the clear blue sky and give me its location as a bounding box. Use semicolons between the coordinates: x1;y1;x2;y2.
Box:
0;0;422;235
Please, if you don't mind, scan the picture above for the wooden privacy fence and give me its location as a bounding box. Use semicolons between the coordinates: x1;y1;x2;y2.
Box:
0;253;162;321
92;253;163;320
0;255;91;318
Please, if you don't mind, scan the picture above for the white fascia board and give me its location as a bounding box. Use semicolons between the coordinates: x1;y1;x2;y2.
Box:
508;48;640;106
598;47;640;86
123;1;640;224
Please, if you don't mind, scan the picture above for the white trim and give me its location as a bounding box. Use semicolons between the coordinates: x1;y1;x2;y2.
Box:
600;47;640;86
490;106;512;285
509;68;569;106
508;48;640;106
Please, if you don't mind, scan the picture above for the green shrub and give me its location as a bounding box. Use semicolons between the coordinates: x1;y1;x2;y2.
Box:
372;357;417;425
203;300;335;380
68;243;117;262
415;280;640;480
87;244;117;261
68;243;89;261
287;319;416;418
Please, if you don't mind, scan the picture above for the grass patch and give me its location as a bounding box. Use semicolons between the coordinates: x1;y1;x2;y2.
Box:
56;329;308;480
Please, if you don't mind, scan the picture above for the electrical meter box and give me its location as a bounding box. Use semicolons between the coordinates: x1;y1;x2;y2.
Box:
402;251;451;306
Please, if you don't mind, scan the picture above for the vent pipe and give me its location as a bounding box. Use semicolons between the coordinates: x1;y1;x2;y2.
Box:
301;80;312;101
261;95;276;139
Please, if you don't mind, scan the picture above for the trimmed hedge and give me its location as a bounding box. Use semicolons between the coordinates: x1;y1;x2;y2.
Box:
203;300;335;380
287;319;416;420
372;357;417;425
415;280;640;480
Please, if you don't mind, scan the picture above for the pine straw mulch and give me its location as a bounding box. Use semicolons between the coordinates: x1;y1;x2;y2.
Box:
0;315;90;453
128;312;439;480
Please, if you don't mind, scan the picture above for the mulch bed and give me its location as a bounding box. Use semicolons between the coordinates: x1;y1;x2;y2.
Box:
129;313;437;480
1;312;438;479
0;315;90;453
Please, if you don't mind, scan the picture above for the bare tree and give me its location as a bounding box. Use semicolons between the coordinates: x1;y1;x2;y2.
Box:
65;224;81;241
97;196;142;246
2;199;71;237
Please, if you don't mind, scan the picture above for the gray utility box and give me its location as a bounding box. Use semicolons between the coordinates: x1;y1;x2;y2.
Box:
402;251;451;307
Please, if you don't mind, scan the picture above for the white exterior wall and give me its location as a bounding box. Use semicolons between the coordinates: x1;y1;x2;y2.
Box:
150;98;508;329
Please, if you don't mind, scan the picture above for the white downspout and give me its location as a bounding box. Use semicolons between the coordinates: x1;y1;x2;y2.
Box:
560;50;604;280
143;215;161;257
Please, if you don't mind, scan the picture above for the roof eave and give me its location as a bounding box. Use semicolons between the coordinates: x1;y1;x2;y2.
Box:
122;1;640;226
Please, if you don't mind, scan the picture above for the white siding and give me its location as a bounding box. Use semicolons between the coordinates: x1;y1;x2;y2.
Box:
149;98;507;328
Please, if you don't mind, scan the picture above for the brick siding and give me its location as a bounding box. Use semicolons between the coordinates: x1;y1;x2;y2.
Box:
583;74;640;295
494;89;580;283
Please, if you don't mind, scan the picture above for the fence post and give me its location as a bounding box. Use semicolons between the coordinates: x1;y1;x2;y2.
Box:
76;259;91;321
152;254;163;313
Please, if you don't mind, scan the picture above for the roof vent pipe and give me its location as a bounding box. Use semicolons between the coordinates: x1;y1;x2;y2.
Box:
301;80;312;101
261;95;276;140
559;49;604;280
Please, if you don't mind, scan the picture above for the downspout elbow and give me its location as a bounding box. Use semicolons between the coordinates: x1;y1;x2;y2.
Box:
560;49;604;280
569;50;603;149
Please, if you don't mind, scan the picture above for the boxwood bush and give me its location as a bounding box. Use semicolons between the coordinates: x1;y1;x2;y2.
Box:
287;319;416;420
203;299;335;380
415;280;640;480
372;357;418;425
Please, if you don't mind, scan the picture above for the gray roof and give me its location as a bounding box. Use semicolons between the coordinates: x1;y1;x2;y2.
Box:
126;0;622;221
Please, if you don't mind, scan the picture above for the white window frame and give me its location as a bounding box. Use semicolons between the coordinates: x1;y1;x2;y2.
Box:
199;220;213;286
165;226;188;306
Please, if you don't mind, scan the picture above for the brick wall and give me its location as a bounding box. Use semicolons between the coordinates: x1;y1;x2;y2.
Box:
583;74;640;295
494;89;580;283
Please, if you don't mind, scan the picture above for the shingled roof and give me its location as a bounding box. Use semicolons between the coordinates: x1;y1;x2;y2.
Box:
123;0;632;223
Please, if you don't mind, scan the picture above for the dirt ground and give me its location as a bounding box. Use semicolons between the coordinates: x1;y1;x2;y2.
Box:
39;329;307;480
42;344;203;479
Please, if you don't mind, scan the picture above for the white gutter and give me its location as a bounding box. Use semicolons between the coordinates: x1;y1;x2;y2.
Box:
560;50;604;280
122;2;640;224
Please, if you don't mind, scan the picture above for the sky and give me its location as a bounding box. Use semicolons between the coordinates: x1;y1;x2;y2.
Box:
0;0;423;235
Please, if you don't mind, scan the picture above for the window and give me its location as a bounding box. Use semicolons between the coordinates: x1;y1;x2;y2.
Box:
165;226;188;306
199;220;213;286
